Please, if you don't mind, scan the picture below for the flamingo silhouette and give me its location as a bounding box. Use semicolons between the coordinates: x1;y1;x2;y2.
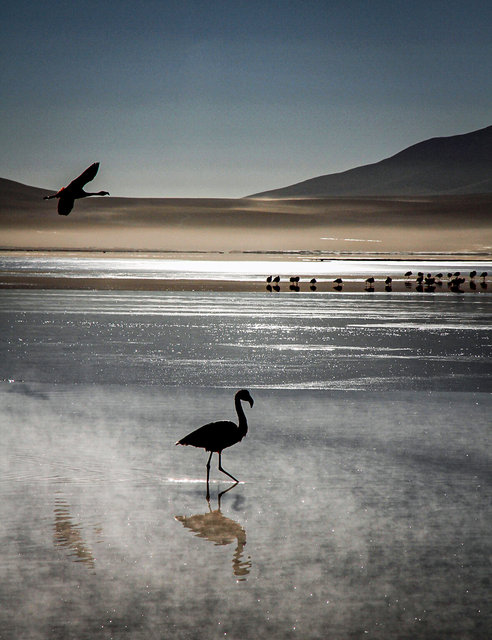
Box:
43;162;109;215
176;389;254;490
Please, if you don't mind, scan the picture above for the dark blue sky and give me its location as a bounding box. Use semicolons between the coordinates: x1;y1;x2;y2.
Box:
1;0;490;197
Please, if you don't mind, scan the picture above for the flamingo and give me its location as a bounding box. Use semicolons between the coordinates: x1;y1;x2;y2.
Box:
43;162;109;215
176;389;254;487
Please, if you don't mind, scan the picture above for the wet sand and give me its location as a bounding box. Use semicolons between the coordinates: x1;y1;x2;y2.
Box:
0;273;489;294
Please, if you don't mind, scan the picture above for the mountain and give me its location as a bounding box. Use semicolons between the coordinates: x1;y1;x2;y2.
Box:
247;125;492;198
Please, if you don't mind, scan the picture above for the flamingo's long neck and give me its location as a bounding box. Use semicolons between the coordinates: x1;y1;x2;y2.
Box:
235;396;248;439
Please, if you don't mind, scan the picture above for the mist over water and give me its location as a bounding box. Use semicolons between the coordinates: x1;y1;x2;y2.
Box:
0;289;491;638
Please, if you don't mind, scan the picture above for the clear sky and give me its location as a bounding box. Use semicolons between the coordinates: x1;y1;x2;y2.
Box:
1;0;490;197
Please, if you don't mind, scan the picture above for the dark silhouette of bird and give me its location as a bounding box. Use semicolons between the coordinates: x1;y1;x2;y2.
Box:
365;277;375;289
176;389;254;486
266;276;273;283
333;278;343;285
273;275;280;284
43;162;109;215
480;272;488;281
310;278;317;285
470;270;477;279
404;271;412;278
385;276;392;285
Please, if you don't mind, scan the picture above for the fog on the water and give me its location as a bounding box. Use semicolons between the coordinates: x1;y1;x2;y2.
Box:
0;290;490;639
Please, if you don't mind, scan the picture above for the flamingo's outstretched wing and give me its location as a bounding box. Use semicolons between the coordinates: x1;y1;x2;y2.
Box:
58;196;74;216
67;163;100;190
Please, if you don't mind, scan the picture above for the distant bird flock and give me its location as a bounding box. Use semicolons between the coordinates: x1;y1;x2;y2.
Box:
265;271;488;293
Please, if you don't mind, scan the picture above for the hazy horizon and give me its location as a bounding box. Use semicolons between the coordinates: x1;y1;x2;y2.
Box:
1;1;491;198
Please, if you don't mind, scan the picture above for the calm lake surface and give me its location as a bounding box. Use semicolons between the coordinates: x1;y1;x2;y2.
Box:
1;253;491;283
0;287;491;639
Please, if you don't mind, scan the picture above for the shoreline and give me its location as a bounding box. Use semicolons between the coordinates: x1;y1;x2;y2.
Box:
1;250;490;293
0;274;489;294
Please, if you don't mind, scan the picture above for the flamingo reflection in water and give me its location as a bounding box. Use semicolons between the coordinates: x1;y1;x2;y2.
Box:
53;497;100;569
175;484;251;579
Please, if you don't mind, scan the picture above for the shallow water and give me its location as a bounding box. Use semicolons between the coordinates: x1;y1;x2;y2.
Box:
0;290;491;639
1;254;491;282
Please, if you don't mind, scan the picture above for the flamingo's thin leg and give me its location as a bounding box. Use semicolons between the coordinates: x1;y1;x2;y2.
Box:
218;452;239;483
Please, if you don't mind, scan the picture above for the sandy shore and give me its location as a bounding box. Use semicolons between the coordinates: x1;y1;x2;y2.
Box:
1;184;491;256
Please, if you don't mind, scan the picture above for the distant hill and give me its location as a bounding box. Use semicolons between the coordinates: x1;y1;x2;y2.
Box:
248;125;492;198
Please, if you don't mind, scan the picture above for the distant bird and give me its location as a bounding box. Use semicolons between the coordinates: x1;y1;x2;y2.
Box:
404;271;412;278
310;278;317;285
273;275;280;284
176;389;254;486
480;271;488;280
43;162;109;215
365;277;375;287
435;273;443;280
333;278;343;285
470;270;477;279
385;276;392;285
266;276;273;283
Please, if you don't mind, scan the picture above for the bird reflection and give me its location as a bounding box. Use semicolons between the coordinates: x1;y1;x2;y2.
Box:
53;498;97;568
175;485;251;580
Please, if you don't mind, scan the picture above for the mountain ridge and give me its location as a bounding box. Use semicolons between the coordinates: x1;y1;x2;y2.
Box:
247;125;492;198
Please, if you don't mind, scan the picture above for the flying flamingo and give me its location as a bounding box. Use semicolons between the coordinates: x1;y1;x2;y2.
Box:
43;162;109;215
176;389;254;491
